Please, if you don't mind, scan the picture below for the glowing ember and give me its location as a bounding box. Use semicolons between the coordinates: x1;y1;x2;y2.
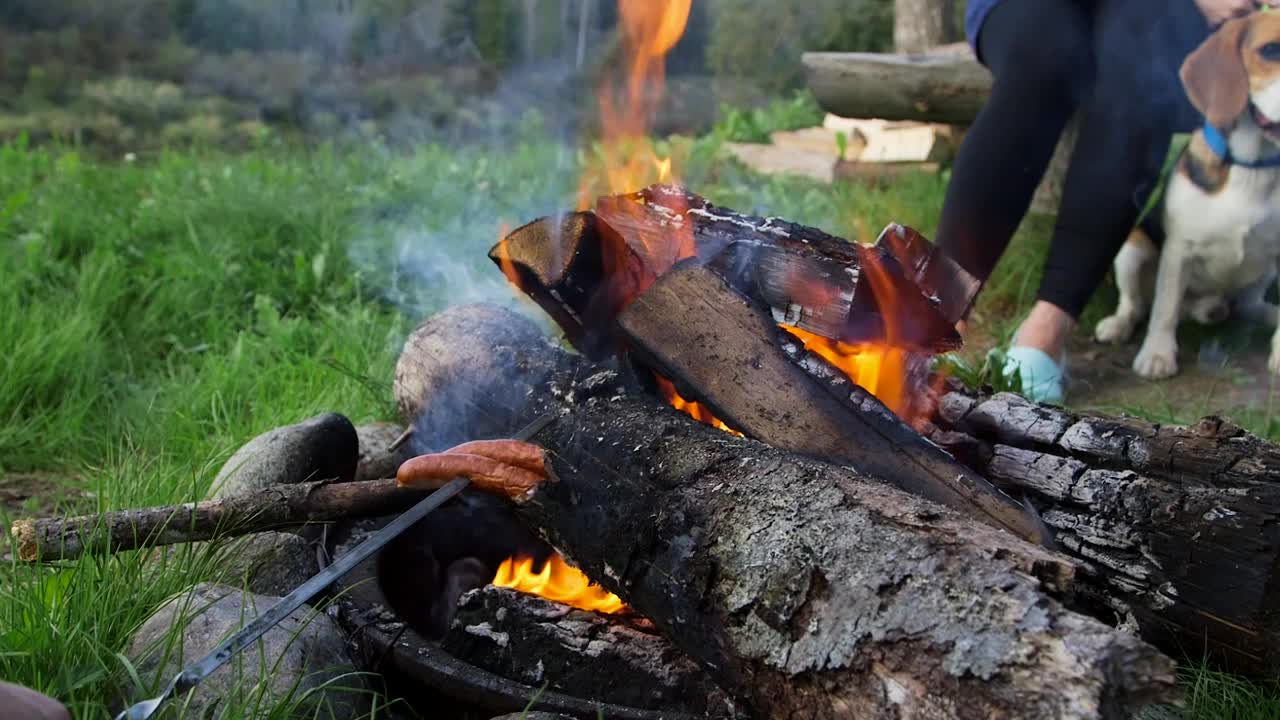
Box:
654;375;744;437
493;554;626;614
779;325;909;417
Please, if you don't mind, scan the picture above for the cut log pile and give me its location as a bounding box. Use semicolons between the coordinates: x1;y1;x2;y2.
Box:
797;44;1075;213
399;303;1177;719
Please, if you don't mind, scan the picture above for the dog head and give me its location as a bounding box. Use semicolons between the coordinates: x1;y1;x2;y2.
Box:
1182;12;1280;146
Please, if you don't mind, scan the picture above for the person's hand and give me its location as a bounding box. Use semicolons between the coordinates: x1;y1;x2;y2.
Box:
1196;0;1276;26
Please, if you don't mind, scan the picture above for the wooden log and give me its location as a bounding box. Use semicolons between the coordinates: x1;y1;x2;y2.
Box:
493;185;977;355
801;51;992;126
507;383;1179;719
615;260;1050;546
930;390;1280;678
8;478;428;563
441;586;734;717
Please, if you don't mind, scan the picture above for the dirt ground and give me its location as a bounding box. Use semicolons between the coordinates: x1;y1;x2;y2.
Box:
972;317;1280;430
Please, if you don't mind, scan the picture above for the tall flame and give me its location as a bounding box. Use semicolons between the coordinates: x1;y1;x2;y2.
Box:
493;555;626;614
577;0;692;207
491;0;694;613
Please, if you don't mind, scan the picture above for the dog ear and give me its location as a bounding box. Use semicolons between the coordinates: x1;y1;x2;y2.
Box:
1181;16;1251;128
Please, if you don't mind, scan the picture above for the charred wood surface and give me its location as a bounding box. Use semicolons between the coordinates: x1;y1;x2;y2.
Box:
406;303;1180;717
616;261;1049;546
517;391;1176;719
932;390;1280;678
492;186;975;356
442;586;734;717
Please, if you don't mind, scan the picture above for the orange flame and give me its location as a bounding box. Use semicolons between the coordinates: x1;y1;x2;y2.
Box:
654;375;744;437
577;0;692;207
493;554;626;614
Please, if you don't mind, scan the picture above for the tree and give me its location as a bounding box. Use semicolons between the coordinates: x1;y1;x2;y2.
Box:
893;0;957;53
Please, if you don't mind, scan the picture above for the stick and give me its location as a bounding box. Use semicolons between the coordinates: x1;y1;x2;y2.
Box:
8;479;426;564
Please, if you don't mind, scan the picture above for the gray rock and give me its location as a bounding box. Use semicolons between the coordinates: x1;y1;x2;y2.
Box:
216;532;319;597
0;680;70;720
126;583;370;719
208;413;358;499
354;422;406;482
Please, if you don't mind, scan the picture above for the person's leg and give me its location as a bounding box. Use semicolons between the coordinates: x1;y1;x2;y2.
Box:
934;0;1095;294
1021;0;1211;352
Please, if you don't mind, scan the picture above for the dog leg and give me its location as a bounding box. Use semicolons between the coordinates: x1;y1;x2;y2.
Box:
1096;232;1157;343
1185;294;1230;324
1133;241;1188;379
1235;263;1280;326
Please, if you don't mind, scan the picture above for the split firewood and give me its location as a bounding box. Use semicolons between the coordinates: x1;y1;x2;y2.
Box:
9;478;428;564
930;389;1280;678
400;304;1181;718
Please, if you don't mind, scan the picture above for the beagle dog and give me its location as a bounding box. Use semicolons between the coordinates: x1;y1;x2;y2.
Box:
1095;12;1280;378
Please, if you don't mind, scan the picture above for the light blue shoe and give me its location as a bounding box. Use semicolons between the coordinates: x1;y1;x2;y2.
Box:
999;346;1066;405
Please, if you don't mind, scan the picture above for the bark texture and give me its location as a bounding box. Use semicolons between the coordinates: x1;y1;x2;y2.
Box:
10;478;426;563
894;0;958;54
442;586;734;717
802;51;991;125
932;390;1280;678
514;391;1178;719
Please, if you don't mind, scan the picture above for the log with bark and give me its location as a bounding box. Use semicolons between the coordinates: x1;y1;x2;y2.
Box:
8;478;427;563
930;390;1280;678
441;585;734;717
399;304;1180;719
801;51;992;126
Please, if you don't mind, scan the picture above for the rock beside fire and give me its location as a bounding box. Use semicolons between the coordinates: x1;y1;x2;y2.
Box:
442;585;737;718
207;412;359;499
214;531;319;597
354;422;407;481
126;582;370;717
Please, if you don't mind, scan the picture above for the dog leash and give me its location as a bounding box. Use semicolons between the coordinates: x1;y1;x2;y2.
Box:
114;412;555;720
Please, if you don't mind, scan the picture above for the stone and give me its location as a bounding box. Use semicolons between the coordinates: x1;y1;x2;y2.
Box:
0;681;71;720
126;583;370;718
216;531;318;597
208;413;358;499
354;422;406;482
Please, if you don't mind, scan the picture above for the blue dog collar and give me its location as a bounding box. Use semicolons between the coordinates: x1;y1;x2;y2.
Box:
1203;122;1280;168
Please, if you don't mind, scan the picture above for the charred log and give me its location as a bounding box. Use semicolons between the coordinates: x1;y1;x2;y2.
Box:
403;304;1180;719
491;186;977;357
442;586;735;717
931;390;1280;678
616;261;1049;546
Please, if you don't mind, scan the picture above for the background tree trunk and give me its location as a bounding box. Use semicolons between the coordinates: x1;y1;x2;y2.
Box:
894;0;957;54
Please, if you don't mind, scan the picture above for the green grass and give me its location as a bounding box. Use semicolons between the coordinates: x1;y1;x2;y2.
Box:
1;124;1278;718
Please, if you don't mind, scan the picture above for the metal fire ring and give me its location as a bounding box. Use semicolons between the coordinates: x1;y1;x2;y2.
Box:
321;516;703;720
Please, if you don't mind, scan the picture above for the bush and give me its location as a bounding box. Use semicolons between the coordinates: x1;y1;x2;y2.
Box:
82;77;185;126
706;0;894;94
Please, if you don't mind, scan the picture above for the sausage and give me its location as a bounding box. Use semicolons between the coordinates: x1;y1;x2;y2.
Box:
396;452;545;500
441;439;546;474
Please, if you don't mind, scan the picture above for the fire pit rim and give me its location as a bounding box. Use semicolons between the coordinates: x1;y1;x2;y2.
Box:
321;515;705;720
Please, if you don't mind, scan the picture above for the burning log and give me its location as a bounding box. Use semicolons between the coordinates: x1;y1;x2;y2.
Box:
492;185;978;358
931;390;1280;678
400;304;1180;718
616;260;1049;545
441;585;734;717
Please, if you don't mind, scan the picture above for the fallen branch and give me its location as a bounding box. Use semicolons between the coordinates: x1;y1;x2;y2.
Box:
8;479;427;563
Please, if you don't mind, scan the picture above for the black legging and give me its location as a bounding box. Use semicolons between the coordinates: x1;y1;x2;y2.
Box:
936;0;1212;319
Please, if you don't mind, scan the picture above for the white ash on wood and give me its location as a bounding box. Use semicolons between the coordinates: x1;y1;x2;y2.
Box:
930;390;1280;678
399;303;1179;719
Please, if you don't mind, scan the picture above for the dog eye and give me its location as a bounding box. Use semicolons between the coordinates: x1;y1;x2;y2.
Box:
1260;42;1280;61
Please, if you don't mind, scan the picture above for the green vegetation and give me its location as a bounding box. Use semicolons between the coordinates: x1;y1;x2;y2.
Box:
3;96;1279;716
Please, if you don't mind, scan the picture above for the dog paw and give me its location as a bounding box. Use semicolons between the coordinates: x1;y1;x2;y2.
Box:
1094;314;1136;344
1133;336;1179;379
